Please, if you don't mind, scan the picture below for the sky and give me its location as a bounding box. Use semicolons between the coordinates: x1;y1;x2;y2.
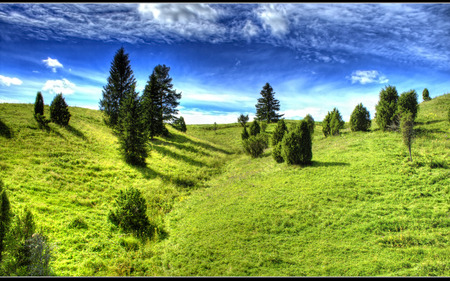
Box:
1;3;450;124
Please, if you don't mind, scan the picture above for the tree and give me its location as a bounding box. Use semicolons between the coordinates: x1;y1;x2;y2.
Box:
422;88;431;101
375;85;399;131
99;47;136;128
142;64;181;139
323;108;344;136
271;119;288;146
117;84;148;166
255;83;283;123
172;116;187;132
401;111;414;161
241;126;249;140
242;135;268;158
0;179;11;263
398;90;418;121
303;114;315;136
249;120;261;136
350;103;371;132
281;121;312;165
322;112;332;137
34;92;44;117
237;114;249;127
108;187;152;239
49;93;71;126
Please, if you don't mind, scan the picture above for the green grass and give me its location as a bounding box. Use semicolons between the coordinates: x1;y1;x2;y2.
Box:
0;94;449;276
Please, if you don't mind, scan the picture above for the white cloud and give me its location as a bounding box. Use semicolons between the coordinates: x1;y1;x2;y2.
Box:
242;20;260;38
42;79;76;95
257;4;290;37
138;3;218;24
42;57;63;72
349;70;388;85
0;75;23;86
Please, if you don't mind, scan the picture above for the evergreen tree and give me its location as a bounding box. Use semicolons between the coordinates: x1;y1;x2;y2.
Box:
172;116;187;132
249;120;261;136
375;85;399;131
322;111;332;137
237;114;249;127
255;83;283;123
350;103;371;132
142;70;163;140
34;92;44;116
398;90;419;121
422;88;431;101
271;119;288;146
49;93;71;126
303;114;315;136
118;84;148;166
241;126;249;140
0;179;11;263
281;121;312;165
99;47;136;128
323;108;344;136
401;111;414;162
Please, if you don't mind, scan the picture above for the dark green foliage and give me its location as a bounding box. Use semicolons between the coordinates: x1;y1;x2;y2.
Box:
401;111;414;162
255;83;283;123
108;187;152;239
281;121;312;165
260;121;267;133
375;85;399;131
350;103;371;132
49;93;71;126
398;90;419;121
249;120;260;136
34;92;44;116
271;119;288;146
422;88;431;101
99;47;136;128
213;122;218;133
117;84;147;167
323;108;344;136
0;179;11;263
172;116;187;132
272;142;284;163
303;114;315;136
241;126;249;140
242;134;268;158
237;114;249;127
142;64;181;139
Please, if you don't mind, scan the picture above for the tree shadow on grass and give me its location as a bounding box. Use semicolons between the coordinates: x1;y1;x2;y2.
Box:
152;138;212;157
0;119;13;138
132;164;198;188
311;161;350;167
152;145;207;168
165;133;233;155
65;125;87;141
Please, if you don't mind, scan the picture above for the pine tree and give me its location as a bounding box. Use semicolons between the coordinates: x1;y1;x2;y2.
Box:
350;103;371;132
49;93;71;126
271;119;288;146
99;47;136;128
398;90;418;121
422;88;431;101
237;114;249;127
375;85;399;131
249;120;261;136
172;116;187;132
118;84;148;166
281;121;312;165
322;111;332;137
241;126;249;140
255;83;283;123
323;108;344;136
34;92;44;116
303;114;315;136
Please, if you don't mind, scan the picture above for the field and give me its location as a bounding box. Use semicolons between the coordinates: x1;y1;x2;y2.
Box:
0;94;449;276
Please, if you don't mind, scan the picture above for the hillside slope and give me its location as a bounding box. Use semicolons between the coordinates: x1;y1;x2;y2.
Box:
156;94;449;276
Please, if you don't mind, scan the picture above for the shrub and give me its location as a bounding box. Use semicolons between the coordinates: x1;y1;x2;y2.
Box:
350;103;371;132
237;114;249;127
323;108;344;136
401;111;414;162
20;233;53;276
0;179;11;263
375;85;399;131
282;121;312;165
422;88;431;101
34;92;44;116
260;121;268;133
249;120;260;136
172;116;187;132
242;134;267;158
398;90;419;121
303;114;315;136
49;93;71;126
108;187;152;239
241;126;249;140
272;142;284;163
271;119;288;146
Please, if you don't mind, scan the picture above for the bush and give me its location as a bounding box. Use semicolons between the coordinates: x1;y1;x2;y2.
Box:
172;116;187;132
108;187;152;239
249;120;260;136
398;90;418;121
242;134;267;158
0;179;11;263
323;108;344;136
282;121;312;165
49;93;71;126
375;85;399;131
303;114;315;136
271;119;288;146
272;142;284;163
422;88;431;101
241;126;249;140
237;114;249;127
350;103;371;132
34;92;44;116
260;121;268;133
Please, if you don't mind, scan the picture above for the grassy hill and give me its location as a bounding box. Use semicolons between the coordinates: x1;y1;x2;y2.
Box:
0;94;449;276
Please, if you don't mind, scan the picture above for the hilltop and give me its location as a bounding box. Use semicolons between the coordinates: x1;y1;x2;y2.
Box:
0;94;449;276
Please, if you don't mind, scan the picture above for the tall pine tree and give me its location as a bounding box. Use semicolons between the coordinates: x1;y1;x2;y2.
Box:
375;85;399;131
99;47;136;129
255;83;283;123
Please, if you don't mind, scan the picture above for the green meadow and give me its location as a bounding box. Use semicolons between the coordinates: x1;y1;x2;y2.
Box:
0;94;448;276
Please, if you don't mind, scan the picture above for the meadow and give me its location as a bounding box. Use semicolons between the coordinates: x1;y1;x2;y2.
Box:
0;94;448;276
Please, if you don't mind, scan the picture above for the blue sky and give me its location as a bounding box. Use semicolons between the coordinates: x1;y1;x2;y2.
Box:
1;3;450;124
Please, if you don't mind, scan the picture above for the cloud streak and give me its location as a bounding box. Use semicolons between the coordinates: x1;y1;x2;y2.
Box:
349;70;389;85
0;75;23;86
42;78;76;95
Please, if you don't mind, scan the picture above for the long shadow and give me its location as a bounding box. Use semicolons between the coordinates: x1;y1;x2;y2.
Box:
152;145;207;168
415;120;442;125
65;125;87;141
152;138;212;157
414;127;446;136
132;164;197;188
0;119;13;138
166;133;233;155
311;161;350;167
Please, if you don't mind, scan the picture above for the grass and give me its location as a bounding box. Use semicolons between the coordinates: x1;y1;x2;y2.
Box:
0;94;448;276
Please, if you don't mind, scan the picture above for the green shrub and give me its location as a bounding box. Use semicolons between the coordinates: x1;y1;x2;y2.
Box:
0;179;11;263
350;103;371;132
422;88;431;101
282;121;312;165
375;85;399;131
271;119;288;146
108;187;152;239
272;142;284;163
249;120;260;136
398;90;419;121
171;116;187;132
260;121;267;133
34;92;44;116
241;126;249;140
303;114;315;136
49;93;71;126
323;108;344;136
242;134;267;158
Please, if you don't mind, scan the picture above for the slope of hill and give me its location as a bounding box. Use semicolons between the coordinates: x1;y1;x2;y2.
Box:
0;94;448;276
